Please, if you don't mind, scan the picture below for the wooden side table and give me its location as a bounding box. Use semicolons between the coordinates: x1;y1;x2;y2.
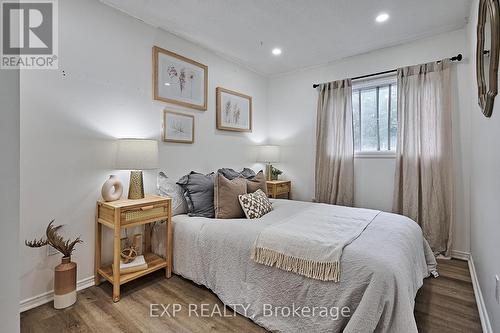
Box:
267;180;291;199
95;195;172;302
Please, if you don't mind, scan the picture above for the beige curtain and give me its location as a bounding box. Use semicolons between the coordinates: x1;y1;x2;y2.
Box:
393;60;453;256
315;79;354;206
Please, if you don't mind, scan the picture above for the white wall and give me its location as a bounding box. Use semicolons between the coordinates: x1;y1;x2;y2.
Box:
467;0;500;330
0;69;20;331
268;29;471;253
353;157;395;212
19;0;267;302
18;0;479;308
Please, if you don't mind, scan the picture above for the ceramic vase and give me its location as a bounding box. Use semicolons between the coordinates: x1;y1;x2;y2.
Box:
54;256;77;309
101;175;123;202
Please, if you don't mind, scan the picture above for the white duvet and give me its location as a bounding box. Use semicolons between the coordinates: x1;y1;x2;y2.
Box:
171;199;436;333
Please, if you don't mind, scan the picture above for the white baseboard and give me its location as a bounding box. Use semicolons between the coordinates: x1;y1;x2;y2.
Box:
451;250;471;261
18;255;494;333
469;255;493;333
19;276;95;313
443;250;492;332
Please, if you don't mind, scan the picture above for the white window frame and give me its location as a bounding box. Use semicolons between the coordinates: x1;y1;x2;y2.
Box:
352;75;397;159
354;150;396;159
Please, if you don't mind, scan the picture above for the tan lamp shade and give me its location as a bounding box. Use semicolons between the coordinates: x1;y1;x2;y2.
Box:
256;145;280;163
116;139;159;170
256;145;280;181
116;139;159;199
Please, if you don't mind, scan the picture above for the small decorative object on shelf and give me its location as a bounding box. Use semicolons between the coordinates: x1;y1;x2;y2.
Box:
120;247;138;264
101;175;123;202
271;166;283;181
120;232;142;256
25;220;82;309
119;232;141;264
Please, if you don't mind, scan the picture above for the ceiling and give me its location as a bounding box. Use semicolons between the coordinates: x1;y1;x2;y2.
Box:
101;0;472;76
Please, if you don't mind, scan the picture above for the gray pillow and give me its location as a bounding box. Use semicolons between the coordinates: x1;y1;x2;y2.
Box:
177;172;215;218
157;172;188;216
218;168;256;180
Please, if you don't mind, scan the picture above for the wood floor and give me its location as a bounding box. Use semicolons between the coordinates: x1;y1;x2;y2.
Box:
415;259;482;333
21;259;481;333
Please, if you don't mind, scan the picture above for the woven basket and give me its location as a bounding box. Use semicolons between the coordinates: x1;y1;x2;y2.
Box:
124;207;165;222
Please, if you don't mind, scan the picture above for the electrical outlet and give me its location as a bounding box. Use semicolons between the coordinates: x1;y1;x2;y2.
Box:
47;245;58;256
495;275;500;304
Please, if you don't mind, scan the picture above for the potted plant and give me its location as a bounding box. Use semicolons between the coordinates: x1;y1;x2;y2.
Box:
25;220;82;309
271;166;283;180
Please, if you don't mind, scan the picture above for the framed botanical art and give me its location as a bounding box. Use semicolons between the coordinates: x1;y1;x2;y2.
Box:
216;87;252;132
153;46;208;110
163;110;195;144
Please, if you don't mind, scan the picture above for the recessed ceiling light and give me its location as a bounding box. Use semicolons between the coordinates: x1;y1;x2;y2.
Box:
272;48;282;56
375;13;389;23
164;82;170;86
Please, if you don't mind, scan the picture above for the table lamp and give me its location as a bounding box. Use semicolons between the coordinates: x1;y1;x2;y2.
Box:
116;139;159;199
256;145;280;181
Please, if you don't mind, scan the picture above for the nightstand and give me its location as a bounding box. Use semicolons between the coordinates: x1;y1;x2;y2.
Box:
267;180;291;199
95;195;172;302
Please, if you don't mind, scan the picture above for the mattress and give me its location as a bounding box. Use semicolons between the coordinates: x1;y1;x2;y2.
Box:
171;199;436;333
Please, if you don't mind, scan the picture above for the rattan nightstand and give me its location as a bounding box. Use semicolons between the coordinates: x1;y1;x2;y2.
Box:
266;180;291;199
94;195;172;302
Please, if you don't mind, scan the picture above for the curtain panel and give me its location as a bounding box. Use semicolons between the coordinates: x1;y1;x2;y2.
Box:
315;79;354;206
393;60;453;256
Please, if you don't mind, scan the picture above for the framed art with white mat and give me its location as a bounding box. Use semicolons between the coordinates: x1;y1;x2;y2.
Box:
216;87;252;132
153;46;208;110
163;110;195;144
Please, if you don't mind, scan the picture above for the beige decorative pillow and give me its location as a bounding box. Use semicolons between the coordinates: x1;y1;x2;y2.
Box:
247;170;268;195
214;173;247;219
239;189;273;219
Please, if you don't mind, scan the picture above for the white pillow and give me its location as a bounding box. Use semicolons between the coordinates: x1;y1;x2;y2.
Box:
157;172;188;216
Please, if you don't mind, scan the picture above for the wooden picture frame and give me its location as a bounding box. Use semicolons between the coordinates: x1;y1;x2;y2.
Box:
476;0;500;117
216;87;252;132
163;110;195;144
153;46;208;110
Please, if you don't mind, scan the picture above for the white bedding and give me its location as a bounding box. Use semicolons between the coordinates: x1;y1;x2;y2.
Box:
171;199;436;333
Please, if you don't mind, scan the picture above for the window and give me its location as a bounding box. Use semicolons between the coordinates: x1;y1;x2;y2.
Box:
352;78;397;153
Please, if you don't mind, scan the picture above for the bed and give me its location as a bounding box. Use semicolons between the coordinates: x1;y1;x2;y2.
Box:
171;199;436;333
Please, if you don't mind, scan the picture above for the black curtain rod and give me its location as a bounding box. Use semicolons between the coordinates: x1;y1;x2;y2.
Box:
312;53;463;89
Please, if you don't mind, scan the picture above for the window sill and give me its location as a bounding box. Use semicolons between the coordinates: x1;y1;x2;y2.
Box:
354;151;396;159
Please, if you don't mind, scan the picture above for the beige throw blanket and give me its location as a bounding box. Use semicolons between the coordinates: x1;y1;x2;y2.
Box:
252;204;380;281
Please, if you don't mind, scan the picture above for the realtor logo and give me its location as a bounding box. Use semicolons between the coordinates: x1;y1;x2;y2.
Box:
1;0;58;69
